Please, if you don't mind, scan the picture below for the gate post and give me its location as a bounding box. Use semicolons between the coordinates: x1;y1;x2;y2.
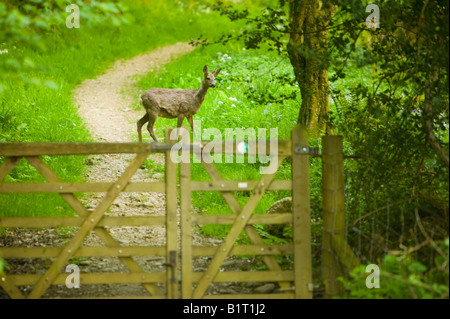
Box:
291;125;313;299
180;127;192;299
321;135;346;298
165;128;178;299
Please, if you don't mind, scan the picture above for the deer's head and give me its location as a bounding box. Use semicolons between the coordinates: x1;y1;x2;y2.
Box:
203;65;221;88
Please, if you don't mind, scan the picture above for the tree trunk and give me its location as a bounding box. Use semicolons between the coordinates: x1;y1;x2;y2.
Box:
422;67;449;168
287;0;336;135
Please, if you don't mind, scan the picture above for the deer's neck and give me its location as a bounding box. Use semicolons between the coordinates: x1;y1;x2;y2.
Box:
195;80;209;104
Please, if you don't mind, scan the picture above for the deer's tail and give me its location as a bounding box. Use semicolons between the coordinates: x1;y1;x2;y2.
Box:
138;94;143;105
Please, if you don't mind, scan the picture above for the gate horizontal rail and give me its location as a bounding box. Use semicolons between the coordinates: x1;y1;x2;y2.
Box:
0;182;166;193
0;216;166;228
0;140;292;156
0;180;291;193
0;213;291;228
0;143;152;156
7;270;294;286
1;246;167;258
1;244;294;259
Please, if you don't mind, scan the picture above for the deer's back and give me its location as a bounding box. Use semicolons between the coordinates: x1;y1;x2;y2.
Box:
141;88;200;118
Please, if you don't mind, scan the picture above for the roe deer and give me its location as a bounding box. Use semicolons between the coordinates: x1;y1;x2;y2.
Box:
137;65;221;142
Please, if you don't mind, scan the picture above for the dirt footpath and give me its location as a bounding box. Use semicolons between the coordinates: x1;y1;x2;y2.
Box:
73;42;195;250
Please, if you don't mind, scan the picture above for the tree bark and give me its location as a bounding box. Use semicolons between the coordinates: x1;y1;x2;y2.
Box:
287;0;336;135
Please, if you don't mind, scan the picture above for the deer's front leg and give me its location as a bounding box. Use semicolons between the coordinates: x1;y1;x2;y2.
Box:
187;116;196;137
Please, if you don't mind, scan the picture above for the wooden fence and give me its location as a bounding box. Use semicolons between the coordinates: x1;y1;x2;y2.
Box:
0;125;357;299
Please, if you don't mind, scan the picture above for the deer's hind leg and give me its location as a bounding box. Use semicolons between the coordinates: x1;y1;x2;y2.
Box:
146;112;159;142
137;113;149;142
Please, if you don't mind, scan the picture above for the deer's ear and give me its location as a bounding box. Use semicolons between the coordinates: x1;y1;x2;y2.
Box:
212;68;221;76
203;65;209;75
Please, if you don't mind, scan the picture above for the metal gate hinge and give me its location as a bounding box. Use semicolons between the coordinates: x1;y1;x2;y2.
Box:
294;146;319;155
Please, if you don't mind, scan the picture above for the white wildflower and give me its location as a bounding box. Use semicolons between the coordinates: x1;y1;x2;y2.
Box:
0;49;8;55
229;97;237;102
218;101;224;105
232;104;236;108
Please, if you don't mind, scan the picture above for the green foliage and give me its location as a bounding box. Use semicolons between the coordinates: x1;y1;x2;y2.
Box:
339;238;449;299
191;0;290;54
0;0;129;93
328;0;449;269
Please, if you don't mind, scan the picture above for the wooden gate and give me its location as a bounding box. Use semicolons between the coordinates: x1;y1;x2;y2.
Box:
178;125;312;299
0;131;178;299
0;125;313;299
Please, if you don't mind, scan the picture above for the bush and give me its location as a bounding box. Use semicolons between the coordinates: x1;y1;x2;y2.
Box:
339;238;449;299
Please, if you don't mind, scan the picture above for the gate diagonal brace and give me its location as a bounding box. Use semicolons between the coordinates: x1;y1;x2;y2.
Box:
192;152;287;298
193;152;292;293
0;273;26;299
23;155;164;297
196;154;291;289
26;152;151;299
0;157;22;181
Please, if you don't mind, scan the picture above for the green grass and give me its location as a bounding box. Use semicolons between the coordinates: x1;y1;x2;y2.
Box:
136;42;308;239
0;0;236;217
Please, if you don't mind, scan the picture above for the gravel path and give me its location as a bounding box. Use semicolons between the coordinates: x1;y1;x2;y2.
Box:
68;42;194;297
